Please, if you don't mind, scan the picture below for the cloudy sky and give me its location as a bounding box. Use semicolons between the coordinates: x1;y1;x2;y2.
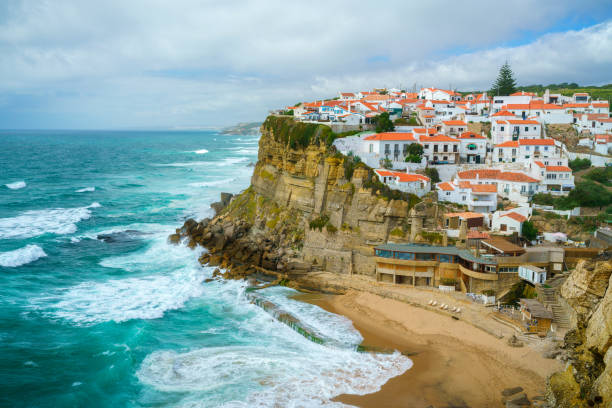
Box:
1;1;611;129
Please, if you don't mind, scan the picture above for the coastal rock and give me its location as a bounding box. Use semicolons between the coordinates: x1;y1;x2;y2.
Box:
168;233;180;244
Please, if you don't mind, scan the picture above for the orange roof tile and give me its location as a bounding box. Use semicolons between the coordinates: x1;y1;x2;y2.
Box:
363;132;416;141
534;161;545;168
503;212;527;222
545;166;571;172
457;169;501;179
458;132;486;139
507;119;540;125
470;184;497;193
437;182;455;191
467;230;490;239
420;134;459;142
497;172;539;183
491;110;516;117
496;141;519;148
442;120;467;126
519;139;555;146
413;128;437;134
397;173;430;183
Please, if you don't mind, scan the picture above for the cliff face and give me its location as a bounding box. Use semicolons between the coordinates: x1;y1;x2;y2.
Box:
547;252;612;407
176;116;426;279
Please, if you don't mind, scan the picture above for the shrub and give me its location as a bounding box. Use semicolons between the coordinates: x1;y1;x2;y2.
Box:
568;157;591;172
583;166;612;186
522;221;538;241
380;158;393;169
424;168;440;183
325;224;338;234
309;214;330;231
372;112;395;133
568;181;612;207
390;227;404;237
343;153;362;180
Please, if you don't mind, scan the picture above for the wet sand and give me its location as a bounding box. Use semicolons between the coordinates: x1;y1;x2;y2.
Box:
297;290;561;408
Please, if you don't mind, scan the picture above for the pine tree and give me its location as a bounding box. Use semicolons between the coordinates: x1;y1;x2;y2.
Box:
491;62;517;96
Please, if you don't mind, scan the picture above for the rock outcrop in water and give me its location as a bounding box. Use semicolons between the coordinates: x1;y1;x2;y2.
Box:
546;252;612;407
172;115;430;281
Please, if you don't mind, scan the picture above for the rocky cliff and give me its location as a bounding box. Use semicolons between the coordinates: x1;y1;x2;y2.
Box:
173;116;451;280
547;252;612;407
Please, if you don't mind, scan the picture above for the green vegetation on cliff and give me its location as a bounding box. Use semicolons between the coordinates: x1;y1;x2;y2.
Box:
263;115;359;149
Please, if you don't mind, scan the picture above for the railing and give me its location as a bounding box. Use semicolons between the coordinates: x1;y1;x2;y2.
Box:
459;264;498;281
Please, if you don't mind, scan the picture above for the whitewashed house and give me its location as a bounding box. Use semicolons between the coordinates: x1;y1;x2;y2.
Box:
457;132;488;163
441;120;468;136
595;134;612;155
519;265;547;285
362;132;417;161
455;169;541;202
491;119;541;144
420;134;460;164
374;169;431;197
491;210;528;235
528;159;574;195
436;180;497;213
493;139;559;163
418;87;461;101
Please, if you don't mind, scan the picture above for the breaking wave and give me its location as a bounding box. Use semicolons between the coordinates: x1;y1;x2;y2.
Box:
6;181;26;190
0;245;47;267
76;187;95;193
0;203;101;240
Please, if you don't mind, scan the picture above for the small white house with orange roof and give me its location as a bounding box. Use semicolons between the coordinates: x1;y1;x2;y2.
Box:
362;132;418;161
491;209;529;235
457;132;488;163
374;169;431;197
420;134;460;164
491;119;541;144
455;168;541;202
418;87;462;101
493;139;559;163
441;120;467;136
594;134;612;155
527;158;575;194
436;180;497;213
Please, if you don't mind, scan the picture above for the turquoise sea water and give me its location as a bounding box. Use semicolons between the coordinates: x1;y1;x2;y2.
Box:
0;130;410;407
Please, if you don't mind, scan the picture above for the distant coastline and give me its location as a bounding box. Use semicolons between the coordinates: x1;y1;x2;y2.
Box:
220;122;262;135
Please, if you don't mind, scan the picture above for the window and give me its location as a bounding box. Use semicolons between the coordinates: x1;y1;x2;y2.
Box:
424;144;429;149
434;145;438;152
443;144;448;152
462;195;466;200
453;145;458;152
533;127;537;130
443;156;448;161
544;146;548;151
525;146;530;151
525;127;529;131
501;126;505;131
369;144;373;153
446;192;450;196
521;185;526;192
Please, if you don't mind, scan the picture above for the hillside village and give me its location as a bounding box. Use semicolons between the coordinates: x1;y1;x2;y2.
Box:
257;79;612;340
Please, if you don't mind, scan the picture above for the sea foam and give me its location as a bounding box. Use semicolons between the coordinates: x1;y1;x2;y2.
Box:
192;149;209;154
137;283;412;407
0;245;47;267
76;187;95;193
0;203;101;240
6;181;26;190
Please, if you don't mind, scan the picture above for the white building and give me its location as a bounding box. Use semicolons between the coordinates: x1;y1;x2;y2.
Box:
528;159;574;195
362;132;417;161
418;88;461;101
441;120;468;136
455;169;541;202
491;119;541;144
436;180;497;213
491;94;533;112
374;169;431;197
420;134;460;164
519;265;547;285
595;134;612;155
493;139;559;163
491;210;528;235
457;132;488;163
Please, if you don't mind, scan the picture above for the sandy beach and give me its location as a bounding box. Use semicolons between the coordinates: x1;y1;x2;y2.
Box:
298;290;562;408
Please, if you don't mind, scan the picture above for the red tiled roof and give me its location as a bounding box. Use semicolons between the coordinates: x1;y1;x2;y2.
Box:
564;103;590;108
503;212;527;222
375;169;429;183
437;182;455;191
497;172;539;183
458;132;487;139
467;230;490;239
363;132;416;141
507;120;540;125
510;91;536;96
491;110;516;117
413;128;437;134
545;166;571;172
420;134;459;142
534;161;545;168
519;139;555;146
496;141;519;148
442;120;467;126
470;184;497;193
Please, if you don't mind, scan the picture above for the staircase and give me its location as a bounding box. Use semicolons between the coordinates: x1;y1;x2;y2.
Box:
538;274;571;329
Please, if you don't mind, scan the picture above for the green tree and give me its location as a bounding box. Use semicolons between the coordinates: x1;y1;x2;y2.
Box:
522;220;538;241
568;157;591;172
373;112;395;133
568;181;612;207
424;167;440;183
491;62;517;96
380;157;393;169
405;143;424;163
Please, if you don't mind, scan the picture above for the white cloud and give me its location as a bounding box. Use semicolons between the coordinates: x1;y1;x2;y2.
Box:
0;1;610;127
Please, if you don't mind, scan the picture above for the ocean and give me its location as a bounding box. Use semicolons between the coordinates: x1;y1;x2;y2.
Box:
0;130;411;407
